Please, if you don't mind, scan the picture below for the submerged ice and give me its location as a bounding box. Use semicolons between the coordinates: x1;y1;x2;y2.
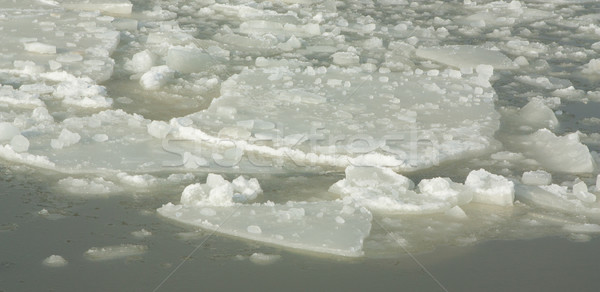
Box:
1;0;600;257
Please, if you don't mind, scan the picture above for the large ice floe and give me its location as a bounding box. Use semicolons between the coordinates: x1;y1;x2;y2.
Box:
2;0;600;258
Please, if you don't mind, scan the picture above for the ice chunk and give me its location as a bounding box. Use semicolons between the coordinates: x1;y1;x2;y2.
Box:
58;177;121;195
158;199;371;257
0;123;20;141
159;174;370;257
517;99;559;130
166;46;219;74
147;121;171;139
508;129;595;173
415;45;518;71
51;129;81;149
573;181;596;203
465;169;515;206
131;229;152;238
445;205;468;219
329;166;470;214
515;75;572;90
139;66;174;90
515;183;600;216
181;174;262;207
42;255;68;267
84;244;148;261
331;52;360;66
249;253;281;265
61;0;133;15
24;42;56;54
521;170;552;186
10;135;30;153
125;50;156;73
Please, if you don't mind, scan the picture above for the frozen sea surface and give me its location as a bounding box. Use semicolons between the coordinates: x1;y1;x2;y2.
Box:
1;0;600;290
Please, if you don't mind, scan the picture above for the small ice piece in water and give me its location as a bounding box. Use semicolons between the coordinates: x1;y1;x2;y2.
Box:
180;174;262;207
518;99;558;130
247;225;262;234
331;52;359;66
84;244;148;261
249;253;281;265
465;169;514;206
521;170;552;186
131;229;152;238
51;129;81;150
58;177;120;195
139;66;174;90
125;50;156;73
43;255;68;267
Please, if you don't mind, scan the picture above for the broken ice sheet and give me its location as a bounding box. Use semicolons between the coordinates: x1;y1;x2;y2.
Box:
171;63;501;171
415;45;518;71
158;174;372;257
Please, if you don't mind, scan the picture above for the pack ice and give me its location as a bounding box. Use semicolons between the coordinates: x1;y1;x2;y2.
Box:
1;0;600;258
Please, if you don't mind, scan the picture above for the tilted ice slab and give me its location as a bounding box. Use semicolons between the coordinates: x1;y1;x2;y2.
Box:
169;64;501;171
158;174;373;257
415;45;518;71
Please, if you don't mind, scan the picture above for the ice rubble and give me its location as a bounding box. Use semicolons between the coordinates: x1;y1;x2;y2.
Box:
158;174;372;257
330;166;515;213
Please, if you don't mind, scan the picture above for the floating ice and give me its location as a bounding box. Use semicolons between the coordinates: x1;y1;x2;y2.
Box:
249;253;281;265
158;175;372;257
415;45;518;71
42;255;68;267
521;170;552;186
61;0;133;15
508;129;596;173
464;169;514;206
516;99;559;130
84;244;148;261
140;66;175;90
131;229;152;238
329;166;471;214
171;64;501;171
58;177;121;195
